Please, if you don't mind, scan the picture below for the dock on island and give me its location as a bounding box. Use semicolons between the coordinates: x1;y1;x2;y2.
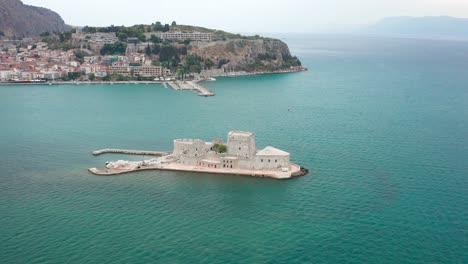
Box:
92;149;169;156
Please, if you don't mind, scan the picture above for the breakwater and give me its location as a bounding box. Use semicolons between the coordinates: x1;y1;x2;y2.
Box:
92;149;169;156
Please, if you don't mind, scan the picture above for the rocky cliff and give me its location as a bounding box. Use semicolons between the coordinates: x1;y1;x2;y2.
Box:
189;38;302;72
0;0;69;38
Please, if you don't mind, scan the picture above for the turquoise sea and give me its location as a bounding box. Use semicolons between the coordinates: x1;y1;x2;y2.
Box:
1;35;467;263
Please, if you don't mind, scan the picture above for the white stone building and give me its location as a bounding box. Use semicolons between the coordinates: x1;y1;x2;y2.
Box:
172;131;291;171
0;70;15;81
160;32;212;42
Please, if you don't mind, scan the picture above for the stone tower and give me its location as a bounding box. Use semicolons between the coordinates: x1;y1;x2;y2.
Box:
227;131;257;159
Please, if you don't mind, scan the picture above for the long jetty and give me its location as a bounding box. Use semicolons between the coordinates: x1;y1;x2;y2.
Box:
92;149;169;156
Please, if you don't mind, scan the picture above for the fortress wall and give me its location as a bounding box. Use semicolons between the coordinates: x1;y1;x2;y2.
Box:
253;155;290;170
173;139;214;165
227;132;257;159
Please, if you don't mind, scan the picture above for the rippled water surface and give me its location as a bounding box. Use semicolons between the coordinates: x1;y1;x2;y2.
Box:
1;35;467;263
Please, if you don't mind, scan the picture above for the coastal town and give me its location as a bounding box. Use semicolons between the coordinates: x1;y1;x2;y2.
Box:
0;22;305;85
0;28;209;82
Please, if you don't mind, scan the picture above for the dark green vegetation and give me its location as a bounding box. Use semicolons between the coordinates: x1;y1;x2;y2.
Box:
100;42;127;55
38;28;77;50
74;50;88;64
213;143;228;154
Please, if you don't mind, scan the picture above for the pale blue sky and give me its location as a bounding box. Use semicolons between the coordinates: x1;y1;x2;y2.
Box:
23;0;468;33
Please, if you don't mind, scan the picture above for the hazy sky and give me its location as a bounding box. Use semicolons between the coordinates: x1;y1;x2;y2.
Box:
22;0;468;33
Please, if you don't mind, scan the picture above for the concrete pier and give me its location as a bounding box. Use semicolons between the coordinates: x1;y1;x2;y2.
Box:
92;149;169;156
168;80;214;96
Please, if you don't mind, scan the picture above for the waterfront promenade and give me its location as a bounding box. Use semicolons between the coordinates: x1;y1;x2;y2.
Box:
89;162;304;180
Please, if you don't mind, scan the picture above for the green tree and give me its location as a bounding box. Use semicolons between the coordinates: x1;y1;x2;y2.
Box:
171;21;177;26
170;57;180;67
100;43;127;55
89;73;96;81
205;59;214;69
213;143;227;153
150;34;161;43
117;32;128;41
163;24;170;32
0;31;4;36
177;68;185;79
82;26;97;33
154;22;163;31
152;44;160;54
159;45;178;62
74;49;88;64
116;74;128;81
137;32;146;42
145;44;152;56
102;75;111;81
68;72;81;80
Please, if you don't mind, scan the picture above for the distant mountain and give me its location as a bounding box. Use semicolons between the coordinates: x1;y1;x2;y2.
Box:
0;0;70;38
361;16;468;39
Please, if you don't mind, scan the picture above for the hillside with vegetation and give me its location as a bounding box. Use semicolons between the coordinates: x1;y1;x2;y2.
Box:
74;22;302;74
5;19;302;82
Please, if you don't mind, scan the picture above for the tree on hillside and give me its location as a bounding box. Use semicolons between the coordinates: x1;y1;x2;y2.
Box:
137;32;146;42
152;44;160;54
117;32;128;41
74;49;88;63
145;44;152;56
171;21;177;26
159;45;178;62
163;24;170;32
82;26;97;33
100;42;127;55
154;22;163;31
0;31;4;37
150;34;161;43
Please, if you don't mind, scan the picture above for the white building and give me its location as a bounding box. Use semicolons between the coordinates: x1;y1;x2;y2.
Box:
0;70;15;81
160;32;212;42
172;131;291;171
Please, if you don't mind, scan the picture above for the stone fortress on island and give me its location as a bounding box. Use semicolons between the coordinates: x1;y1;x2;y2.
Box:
89;131;308;179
